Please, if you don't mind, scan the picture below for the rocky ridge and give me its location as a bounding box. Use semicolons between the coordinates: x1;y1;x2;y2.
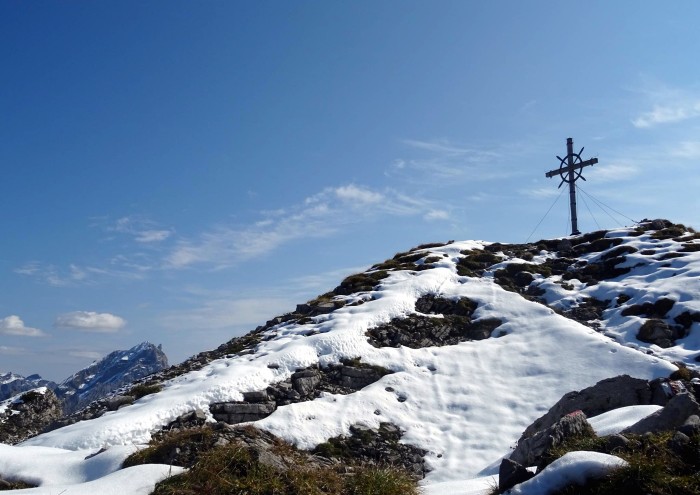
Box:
0;372;57;403
4;219;699;494
0;388;62;444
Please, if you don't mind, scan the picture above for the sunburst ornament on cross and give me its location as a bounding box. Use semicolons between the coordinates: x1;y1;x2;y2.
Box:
545;137;599;236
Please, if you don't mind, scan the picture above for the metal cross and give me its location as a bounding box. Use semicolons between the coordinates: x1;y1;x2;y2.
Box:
545;137;598;236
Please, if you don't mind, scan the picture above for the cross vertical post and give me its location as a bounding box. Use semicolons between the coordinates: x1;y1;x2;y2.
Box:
545;137;599;236
565;138;580;235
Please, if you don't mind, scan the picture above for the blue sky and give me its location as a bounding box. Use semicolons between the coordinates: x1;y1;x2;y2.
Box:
2;1;700;380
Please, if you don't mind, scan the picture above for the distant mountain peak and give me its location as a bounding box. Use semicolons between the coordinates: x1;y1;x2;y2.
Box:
56;341;168;414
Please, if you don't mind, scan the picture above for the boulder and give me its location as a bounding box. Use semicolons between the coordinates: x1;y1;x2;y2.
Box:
519;375;652;441
510;410;593;468
637;319;677;348
210;402;277;424
678;414;700;437
292;369;322;397
498;458;534;492
623;393;700;435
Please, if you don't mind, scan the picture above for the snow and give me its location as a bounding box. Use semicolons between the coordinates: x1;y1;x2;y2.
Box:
507;451;627;495
588;404;663;436
0;443;184;494
1;229;697;493
536;231;700;366
423;476;496;495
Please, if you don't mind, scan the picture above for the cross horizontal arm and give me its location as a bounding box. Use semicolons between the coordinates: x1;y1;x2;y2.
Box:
545;157;598;178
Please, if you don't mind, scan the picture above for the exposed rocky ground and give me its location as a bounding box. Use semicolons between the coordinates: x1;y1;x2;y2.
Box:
0;388;62;444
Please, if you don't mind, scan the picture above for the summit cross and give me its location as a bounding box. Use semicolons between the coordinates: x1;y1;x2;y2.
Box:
545;137;599;236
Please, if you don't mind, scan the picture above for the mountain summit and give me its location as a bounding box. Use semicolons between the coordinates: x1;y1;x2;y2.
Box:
55;342;168;414
2;220;699;494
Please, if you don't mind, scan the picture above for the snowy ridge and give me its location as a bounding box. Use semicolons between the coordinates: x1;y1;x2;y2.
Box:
3;223;699;494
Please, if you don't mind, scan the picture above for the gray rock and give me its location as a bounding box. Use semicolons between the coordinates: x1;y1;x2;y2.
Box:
678;414;700;437
210;401;277;424
292;369;321;397
623;393;700;435
498;458;534;492
242;390;269;403
650;219;667;230
315;302;336;314
104;395;134;411
340;366;384;389
604;434;630;452
510;411;592;467
667;431;690;456
519;375;652;441
637;319;675;348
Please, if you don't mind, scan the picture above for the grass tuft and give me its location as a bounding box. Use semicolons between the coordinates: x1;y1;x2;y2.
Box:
543;431;700;495
129;382;163;400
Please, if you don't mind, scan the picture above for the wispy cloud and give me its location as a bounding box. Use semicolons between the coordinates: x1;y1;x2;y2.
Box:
68;350;103;361
290;266;368;292
631;84;700;128
54;311;126;332
520;187;560;199
389;138;540;186
15;261;145;287
671;141;700;159
588;162;639;181
99;215;174;244
165;184;444;269
0;345;26;355
424;209;450;221
0;315;48;337
159;296;295;331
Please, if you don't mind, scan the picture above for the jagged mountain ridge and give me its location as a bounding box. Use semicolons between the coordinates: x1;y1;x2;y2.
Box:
0;373;56;402
56;342;168;414
0;342;168;417
3;219;700;494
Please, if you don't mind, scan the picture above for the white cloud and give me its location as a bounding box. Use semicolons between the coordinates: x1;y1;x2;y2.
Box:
390;138;539;185
68;350;103;361
107;216;173;243
290;266;368;292
334;184;384;205
159;297;295;331
0;345;26;355
134;230;172;243
165;184;443;269
631;84;700;128
0;316;47;337
671;141;700;159
14;262;40;276
521;187;560;199
14;261;145;287
54;311;126;332
633;103;700;128
589;163;639;182
424;209;450;221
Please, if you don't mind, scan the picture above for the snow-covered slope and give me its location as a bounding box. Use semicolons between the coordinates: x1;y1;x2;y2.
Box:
2;221;699;494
